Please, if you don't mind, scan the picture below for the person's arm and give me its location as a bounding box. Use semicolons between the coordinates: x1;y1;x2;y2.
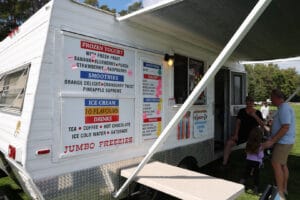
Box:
249;111;266;130
231;119;241;142
263;124;289;149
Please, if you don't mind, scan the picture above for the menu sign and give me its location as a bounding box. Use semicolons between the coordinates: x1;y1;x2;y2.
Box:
63;37;135;96
61;98;134;157
60;36;135;157
193;110;208;137
142;62;163;140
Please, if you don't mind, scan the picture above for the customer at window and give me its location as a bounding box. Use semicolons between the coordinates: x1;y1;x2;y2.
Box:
222;96;264;166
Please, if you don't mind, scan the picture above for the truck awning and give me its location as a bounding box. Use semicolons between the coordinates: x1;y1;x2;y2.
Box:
118;0;300;60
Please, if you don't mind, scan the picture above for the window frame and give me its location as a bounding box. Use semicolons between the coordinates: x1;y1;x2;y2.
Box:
0;64;31;115
173;54;206;105
231;72;246;105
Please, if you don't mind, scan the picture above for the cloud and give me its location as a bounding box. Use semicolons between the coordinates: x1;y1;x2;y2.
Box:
142;0;161;7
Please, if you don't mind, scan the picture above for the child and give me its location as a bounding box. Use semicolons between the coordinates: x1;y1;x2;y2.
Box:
240;127;264;193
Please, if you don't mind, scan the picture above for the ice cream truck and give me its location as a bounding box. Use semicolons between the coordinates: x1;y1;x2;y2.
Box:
0;0;288;199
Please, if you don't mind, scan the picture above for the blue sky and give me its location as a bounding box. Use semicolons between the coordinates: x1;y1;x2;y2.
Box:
276;60;300;73
242;57;300;74
99;0;141;11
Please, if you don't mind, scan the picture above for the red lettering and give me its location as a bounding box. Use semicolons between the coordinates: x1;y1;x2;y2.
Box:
98;137;133;148
80;41;124;56
143;117;161;123
85;115;119;124
109;140;114;146
144;74;161;80
63;143;95;153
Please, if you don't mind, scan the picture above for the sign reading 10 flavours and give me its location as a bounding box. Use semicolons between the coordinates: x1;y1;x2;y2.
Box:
61;36;135;156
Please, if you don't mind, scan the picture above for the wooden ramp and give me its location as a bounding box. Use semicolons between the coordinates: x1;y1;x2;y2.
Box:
121;161;244;200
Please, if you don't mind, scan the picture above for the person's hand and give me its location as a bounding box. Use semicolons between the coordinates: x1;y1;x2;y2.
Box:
262;139;274;149
231;134;238;142
264;125;270;132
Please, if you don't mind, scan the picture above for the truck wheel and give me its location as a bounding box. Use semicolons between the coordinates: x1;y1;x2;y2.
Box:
0;169;7;178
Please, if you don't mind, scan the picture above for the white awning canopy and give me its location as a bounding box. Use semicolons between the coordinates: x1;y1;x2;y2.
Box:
118;0;300;60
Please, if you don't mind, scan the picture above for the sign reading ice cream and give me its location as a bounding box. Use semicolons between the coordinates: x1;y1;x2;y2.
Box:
61;97;134;157
84;99;119;124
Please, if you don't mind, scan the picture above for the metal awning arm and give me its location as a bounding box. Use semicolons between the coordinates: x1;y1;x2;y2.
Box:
286;86;300;102
113;0;272;198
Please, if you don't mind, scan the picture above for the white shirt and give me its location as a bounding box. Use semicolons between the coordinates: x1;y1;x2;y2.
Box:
260;105;269;120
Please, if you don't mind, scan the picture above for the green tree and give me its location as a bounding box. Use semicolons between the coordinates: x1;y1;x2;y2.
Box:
0;0;49;41
119;10;128;16
99;5;116;13
245;64;300;101
119;1;142;16
84;0;99;7
127;2;142;13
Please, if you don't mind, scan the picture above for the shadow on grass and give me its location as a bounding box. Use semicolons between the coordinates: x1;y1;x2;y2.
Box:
0;185;26;200
199;149;300;200
0;176;29;200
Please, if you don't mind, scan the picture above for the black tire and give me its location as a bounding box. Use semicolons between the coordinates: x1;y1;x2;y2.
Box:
0;169;7;178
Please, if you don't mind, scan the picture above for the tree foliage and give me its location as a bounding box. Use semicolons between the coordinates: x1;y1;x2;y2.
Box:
0;0;142;41
83;0;99;7
0;0;50;41
83;0;142;16
245;64;300;101
99;5;116;13
118;1;142;16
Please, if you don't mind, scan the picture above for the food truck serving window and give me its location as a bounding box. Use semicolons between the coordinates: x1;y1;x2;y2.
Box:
174;54;206;105
0;64;30;114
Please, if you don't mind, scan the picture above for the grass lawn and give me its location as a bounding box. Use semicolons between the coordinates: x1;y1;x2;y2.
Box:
0;104;299;199
290;104;300;155
0;173;30;200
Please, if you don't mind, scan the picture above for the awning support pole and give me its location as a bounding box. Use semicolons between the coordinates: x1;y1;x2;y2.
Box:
113;0;272;198
286;87;300;102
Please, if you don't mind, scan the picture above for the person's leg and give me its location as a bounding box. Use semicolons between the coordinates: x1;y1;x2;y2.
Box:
271;144;293;200
240;160;251;184
271;144;285;197
272;161;285;197
223;139;236;165
282;164;289;194
253;164;260;187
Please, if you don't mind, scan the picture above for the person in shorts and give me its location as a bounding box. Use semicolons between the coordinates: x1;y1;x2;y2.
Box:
263;89;296;199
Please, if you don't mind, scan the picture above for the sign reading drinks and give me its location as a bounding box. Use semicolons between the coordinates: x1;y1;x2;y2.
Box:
63;37;135;96
61;98;134;157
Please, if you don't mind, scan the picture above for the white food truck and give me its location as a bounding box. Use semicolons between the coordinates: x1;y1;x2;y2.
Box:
0;0;286;199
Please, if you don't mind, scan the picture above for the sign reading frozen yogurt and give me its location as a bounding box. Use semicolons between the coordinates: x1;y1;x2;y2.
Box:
63;37;135;96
